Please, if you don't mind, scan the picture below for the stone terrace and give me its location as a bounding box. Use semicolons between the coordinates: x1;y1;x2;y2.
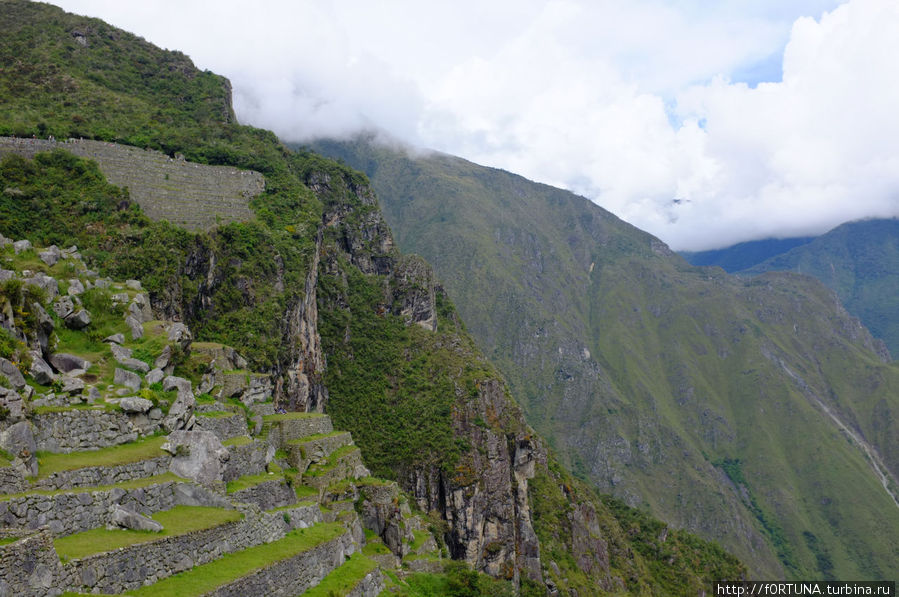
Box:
0;137;263;231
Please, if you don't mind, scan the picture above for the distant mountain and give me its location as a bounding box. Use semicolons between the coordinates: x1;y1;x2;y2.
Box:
681;237;815;272
742;218;899;357
680;219;899;357
309;135;899;580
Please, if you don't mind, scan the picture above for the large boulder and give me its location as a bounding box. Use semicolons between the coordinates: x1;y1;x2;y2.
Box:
25;272;58;299
64;308;92;330
114;367;141;392
66;279;85;296
119;396;154;414
29;354;55;385
162;430;229;485
0;357;26;390
0;421;38;476
110;343;150;373
49;352;91;373
167;322;192;351
38;245;61;266
162;376;195;432
125;315;143;340
108;504;163;532
0;387;25;422
53;296;74;320
32;301;54;354
12;239;31;254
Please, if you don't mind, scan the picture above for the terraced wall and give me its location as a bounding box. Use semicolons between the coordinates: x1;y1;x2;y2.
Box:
0;137;263;230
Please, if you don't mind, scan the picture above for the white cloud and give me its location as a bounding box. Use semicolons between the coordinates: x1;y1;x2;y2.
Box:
48;0;899;251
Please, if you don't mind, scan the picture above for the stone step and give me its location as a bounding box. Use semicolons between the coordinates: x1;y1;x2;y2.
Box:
285;431;354;471
300;553;384;597
30;435;170;491
302;447;370;491
227;472;297;511
0;474;228;537
97;522;356;597
262;413;333;449
194;410;248;441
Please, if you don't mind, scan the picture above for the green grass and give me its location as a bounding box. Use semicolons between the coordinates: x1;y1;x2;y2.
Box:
222;435;253;448
0;536;18;546
196;411;236;418
362;538;392;556
294;484;319;500
262;412;325;422
0;472;182;501
35;435;167;478
121;523;346;596
287;431;346;444
226;472;282;494
302;553;378;597
53;506;242;561
304;446;358;477
409;530;430;553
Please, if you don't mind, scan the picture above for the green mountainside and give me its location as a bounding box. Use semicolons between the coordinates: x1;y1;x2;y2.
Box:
0;1;746;594
309;136;899;580
739;218;899;357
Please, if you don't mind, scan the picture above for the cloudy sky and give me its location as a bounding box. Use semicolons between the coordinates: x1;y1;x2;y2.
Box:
52;0;899;250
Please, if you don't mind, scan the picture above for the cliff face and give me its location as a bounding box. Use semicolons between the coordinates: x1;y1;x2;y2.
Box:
305;163;543;583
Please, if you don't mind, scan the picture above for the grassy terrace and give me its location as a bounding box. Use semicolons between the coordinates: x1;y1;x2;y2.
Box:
222;435;253;448
54;506;242;561
118;523;346;596
305;446;359;478
302;553;378;597
287;431;347;444
226;471;283;494
262;412;326;423
35;435;168;478
0;472;183;501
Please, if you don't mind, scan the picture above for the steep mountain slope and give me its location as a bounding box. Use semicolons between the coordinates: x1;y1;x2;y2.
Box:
741;218;899;357
0;1;746;594
309;136;899;580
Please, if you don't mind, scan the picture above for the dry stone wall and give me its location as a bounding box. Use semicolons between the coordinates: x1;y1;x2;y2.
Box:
29;455;171;491
0;529;65;597
31;410;142;453
0;137;263;231
0;479;184;536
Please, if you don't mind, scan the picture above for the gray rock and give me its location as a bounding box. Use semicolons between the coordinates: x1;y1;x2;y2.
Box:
0;357;26;390
163;376;195;432
0;269;14;282
87;386;101;401
162;375;192;395
125;315;143;340
148;407;163;421
132;293;153;321
162;430;229;485
146;368;165;386
53;296;74;320
111;292;130;305
38;245;61;266
104;333;125;345
64;308;92;329
119;396;154;414
29;354;55;385
61;245;79;256
25;272;58;299
60;377;85;395
12;239;31;254
94;278;111;289
125;279;142;291
0;232;9;247
110;343;131;360
108;504;163;532
32;301;54;354
67;278;85;296
119;357;150;374
154;345;172;370
49;352;91;373
114;368;141;392
0;421;38;476
0;387;25;422
167;322;192;351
